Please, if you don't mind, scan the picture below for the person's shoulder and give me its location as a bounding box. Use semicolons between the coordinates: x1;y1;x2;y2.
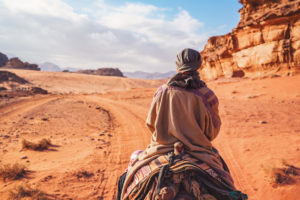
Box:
198;86;216;97
154;84;215;98
153;84;168;98
197;87;219;106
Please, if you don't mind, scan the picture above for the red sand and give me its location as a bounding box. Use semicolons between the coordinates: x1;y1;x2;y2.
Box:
0;69;299;200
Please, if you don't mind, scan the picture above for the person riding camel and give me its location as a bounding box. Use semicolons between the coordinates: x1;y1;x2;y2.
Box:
118;48;247;200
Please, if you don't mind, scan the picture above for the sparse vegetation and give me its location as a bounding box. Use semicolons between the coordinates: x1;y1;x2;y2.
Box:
271;163;300;186
0;163;26;181
22;138;52;151
8;184;48;200
74;170;94;179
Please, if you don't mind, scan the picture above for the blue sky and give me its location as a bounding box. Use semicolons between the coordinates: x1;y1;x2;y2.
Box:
66;0;241;36
115;0;242;34
0;0;242;72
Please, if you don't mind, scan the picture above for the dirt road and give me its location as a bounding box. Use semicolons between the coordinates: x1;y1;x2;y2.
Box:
0;89;156;199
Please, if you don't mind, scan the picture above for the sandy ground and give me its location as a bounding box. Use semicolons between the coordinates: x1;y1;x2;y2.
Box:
0;69;300;200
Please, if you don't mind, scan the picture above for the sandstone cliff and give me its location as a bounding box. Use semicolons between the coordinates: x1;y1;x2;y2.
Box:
200;0;300;80
2;57;40;71
77;68;124;77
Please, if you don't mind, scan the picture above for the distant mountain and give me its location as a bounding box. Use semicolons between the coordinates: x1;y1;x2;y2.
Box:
123;71;176;79
39;62;61;72
77;68;124;77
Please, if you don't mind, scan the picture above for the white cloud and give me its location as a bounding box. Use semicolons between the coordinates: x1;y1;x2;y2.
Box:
2;0;87;22
173;10;203;32
0;0;209;72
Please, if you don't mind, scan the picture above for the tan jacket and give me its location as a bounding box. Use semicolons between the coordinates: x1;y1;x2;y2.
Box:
147;84;221;149
122;84;224;199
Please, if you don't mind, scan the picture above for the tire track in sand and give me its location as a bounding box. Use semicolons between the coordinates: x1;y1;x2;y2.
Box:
0;95;61;119
215;140;258;200
82;95;151;199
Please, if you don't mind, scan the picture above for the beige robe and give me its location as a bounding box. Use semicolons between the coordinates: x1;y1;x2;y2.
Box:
121;84;224;199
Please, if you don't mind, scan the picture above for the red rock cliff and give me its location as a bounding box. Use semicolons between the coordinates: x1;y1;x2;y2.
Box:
200;0;300;79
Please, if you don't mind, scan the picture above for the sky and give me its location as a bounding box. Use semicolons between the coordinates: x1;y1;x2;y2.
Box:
0;0;242;72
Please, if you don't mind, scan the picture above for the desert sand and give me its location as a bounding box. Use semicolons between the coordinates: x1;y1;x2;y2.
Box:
0;69;299;200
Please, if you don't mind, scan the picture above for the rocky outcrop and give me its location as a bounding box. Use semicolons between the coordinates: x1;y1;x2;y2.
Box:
77;68;124;77
0;52;8;67
0;71;48;98
30;87;48;94
3;57;40;71
0;71;29;84
200;0;300;80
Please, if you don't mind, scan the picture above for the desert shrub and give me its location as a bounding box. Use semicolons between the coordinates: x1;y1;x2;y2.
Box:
74;170;94;179
271;163;300;186
0;163;26;181
8;184;48;200
22;138;52;151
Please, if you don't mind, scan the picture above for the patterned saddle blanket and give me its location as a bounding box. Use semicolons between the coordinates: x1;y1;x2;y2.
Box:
124;154;247;200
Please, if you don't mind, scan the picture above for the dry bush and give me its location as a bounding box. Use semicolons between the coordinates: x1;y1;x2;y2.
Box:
0;163;26;181
8;184;48;200
74;170;94;179
271;163;300;187
22;138;52;151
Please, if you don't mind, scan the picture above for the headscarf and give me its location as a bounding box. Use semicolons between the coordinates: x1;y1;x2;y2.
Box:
168;48;206;89
175;48;202;72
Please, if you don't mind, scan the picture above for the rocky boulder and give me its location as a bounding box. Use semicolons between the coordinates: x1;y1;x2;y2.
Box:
30;87;48;94
77;68;124;77
3;57;40;71
0;52;8;67
199;0;300;80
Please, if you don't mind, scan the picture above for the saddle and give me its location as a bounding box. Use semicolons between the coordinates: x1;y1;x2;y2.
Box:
124;142;247;200
154;142;217;200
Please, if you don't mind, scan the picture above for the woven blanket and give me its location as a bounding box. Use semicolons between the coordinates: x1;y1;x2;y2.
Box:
124;154;238;200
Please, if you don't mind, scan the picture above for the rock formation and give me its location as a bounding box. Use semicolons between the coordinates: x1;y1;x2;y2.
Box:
0;71;48;98
0;71;29;84
30;87;48;94
200;0;300;80
77;68;124;77
2;57;40;71
0;52;8;67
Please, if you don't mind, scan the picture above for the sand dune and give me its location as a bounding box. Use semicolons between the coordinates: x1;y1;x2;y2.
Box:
0;70;299;199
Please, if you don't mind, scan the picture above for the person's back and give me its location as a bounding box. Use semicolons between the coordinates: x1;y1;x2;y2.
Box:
147;84;221;152
118;48;247;200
